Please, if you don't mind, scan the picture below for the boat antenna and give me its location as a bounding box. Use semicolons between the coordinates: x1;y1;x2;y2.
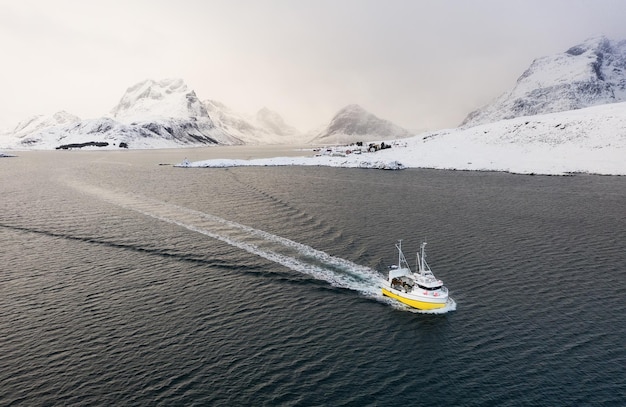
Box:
420;241;427;274
397;239;402;269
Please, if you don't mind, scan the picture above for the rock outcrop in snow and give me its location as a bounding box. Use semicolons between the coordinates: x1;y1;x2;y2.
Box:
310;104;412;144
462;36;626;127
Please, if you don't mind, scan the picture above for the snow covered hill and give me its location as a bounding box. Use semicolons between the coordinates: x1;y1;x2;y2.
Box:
7;111;81;145
184;102;626;175
310;104;413;144
462;36;626;127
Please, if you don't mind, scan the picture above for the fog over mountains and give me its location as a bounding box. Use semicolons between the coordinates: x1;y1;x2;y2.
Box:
309;104;412;144
203;100;301;145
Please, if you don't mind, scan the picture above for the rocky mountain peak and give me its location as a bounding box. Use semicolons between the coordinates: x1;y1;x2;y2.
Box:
326;104;404;135
462;36;626;127
564;35;611;58
111;78;209;122
311;104;412;144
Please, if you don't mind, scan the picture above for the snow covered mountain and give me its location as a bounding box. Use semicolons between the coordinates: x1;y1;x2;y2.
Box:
462;36;626;127
107;78;241;146
111;78;210;122
1;79;246;149
0;78;306;149
203;101;302;144
310;104;412;144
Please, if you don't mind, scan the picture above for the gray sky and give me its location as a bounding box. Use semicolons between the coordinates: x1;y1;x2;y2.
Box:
2;0;626;132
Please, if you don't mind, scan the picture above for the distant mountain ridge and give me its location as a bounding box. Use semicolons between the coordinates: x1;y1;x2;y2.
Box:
462;36;626;127
310;104;412;144
1;80;411;149
1;79;302;149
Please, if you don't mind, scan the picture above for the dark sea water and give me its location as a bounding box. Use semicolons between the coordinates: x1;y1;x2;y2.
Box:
1;149;625;406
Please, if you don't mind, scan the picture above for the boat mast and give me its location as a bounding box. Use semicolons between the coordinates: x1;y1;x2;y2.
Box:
420;242;427;274
395;240;411;272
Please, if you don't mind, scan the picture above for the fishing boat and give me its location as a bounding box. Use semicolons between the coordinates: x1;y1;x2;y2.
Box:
381;240;449;310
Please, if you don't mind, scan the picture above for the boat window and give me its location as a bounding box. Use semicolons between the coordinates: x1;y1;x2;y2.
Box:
416;284;442;291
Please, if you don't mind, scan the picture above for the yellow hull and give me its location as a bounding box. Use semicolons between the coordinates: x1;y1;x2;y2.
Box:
382;287;446;310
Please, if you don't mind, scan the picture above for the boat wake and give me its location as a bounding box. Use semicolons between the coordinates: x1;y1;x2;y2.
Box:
68;182;455;313
69;182;385;294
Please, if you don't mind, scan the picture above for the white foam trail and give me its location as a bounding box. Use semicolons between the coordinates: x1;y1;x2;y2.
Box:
70;182;384;296
146;211;382;295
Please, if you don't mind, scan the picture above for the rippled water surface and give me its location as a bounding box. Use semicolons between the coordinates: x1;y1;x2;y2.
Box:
1;149;625;406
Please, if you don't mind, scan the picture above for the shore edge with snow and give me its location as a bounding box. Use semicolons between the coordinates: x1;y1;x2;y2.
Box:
176;102;626;176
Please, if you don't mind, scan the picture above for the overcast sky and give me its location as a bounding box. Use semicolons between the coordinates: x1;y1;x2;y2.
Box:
2;0;626;132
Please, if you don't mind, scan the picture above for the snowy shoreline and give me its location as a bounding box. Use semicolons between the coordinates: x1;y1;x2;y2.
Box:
177;102;626;176
175;150;624;176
